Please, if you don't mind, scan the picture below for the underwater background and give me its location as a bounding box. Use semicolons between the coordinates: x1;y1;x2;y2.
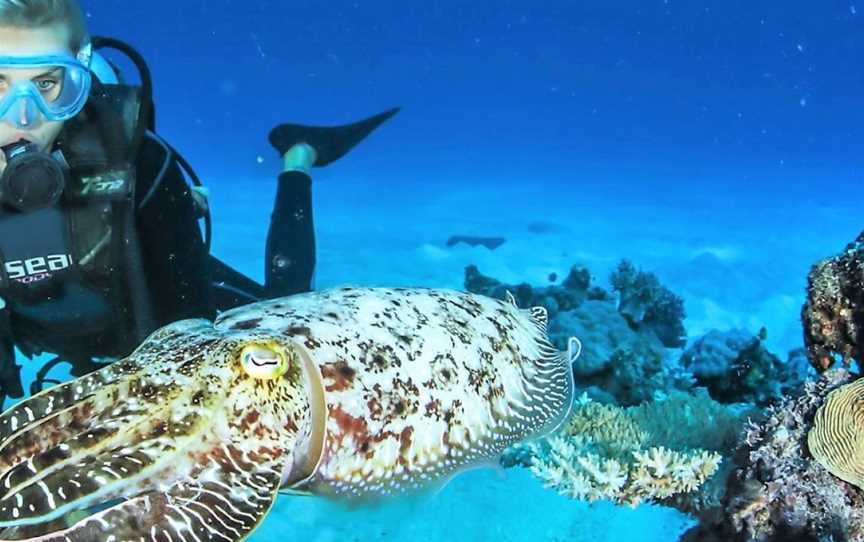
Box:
10;1;864;540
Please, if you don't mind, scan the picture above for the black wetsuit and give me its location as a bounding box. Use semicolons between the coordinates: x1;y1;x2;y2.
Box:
0;118;316;399
135;131;316;321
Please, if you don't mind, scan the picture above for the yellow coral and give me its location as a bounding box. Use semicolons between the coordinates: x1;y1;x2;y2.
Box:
808;377;864;488
561;399;648;454
526;395;726;508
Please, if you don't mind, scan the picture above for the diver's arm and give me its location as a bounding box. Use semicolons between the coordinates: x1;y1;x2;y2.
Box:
0;299;23;400
264;169;316;297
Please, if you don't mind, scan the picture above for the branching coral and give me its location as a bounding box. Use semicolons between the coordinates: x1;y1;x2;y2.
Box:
522;390;746;511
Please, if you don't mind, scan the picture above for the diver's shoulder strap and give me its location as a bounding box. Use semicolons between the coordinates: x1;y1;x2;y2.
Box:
57;82;144;173
54;82;157;347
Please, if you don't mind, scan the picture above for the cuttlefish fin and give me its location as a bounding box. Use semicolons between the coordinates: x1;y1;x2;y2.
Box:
278;487;314;497
0;459;285;542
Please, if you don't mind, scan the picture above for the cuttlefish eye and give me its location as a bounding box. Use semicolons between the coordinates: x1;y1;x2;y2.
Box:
239;343;289;380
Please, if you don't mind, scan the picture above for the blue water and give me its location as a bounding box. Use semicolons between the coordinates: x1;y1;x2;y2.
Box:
84;1;864;185
6;1;864;540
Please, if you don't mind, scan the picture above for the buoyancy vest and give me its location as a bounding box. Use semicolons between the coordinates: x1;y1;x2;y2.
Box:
0;83;156;364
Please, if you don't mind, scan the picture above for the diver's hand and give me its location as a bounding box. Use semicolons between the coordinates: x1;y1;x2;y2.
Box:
189;186;210;218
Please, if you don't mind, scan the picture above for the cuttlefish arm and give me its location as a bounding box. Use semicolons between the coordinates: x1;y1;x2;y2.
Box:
0;318;314;542
0;323;205;474
0;445;286;542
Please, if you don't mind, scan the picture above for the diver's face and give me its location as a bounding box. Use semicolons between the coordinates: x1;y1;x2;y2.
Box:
0;25;71;152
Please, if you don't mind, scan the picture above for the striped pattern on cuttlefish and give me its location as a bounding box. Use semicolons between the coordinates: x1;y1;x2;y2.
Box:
0;287;577;541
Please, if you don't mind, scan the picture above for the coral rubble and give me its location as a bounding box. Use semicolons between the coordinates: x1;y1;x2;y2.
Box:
683;370;864;542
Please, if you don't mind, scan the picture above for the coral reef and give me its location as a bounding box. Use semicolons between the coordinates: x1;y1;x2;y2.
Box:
681;329;813;406
683;370;864;542
549;300;693;405
609;260;687;349
464;264;604;320
802;230;864;372
465;262;803;408
520;390;748;512
808;378;864;489
465;264;691;405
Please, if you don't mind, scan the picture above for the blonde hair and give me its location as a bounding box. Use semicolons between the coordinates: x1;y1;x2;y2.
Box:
0;0;88;51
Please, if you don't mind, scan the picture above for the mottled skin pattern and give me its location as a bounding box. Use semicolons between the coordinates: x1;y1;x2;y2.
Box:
0;287;575;541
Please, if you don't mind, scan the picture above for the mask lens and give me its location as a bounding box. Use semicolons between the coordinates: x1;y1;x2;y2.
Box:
33;67;65;103
0;55;91;125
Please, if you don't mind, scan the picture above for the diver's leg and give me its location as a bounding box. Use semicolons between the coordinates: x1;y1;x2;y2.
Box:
265;147;316;297
264;108;400;298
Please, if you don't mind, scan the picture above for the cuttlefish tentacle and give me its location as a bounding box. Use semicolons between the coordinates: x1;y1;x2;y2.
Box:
0;445;286;541
78;461;283;542
0;411;205;528
0;318;308;541
0;373;119;472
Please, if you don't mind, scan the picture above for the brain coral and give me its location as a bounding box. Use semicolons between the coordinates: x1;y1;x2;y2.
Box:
808;377;864;488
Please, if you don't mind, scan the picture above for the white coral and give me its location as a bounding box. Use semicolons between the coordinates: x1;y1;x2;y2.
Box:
577;456;628;494
527;401;727;508
633;447;674;477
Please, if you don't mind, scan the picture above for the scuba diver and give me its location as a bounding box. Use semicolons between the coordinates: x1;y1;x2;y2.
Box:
0;0;399;403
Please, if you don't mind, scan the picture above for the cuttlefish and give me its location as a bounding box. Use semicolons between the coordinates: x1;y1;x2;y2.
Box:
0;287;577;541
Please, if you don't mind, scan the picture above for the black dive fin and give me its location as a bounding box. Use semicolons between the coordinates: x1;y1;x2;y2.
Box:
269;107;400;167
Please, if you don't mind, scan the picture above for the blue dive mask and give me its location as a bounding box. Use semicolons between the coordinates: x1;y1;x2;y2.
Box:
0;43;93;128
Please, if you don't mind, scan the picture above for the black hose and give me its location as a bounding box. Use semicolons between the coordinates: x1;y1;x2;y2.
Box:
90;36;153;147
30;356;67;395
165;141;212;253
90;36;212;252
